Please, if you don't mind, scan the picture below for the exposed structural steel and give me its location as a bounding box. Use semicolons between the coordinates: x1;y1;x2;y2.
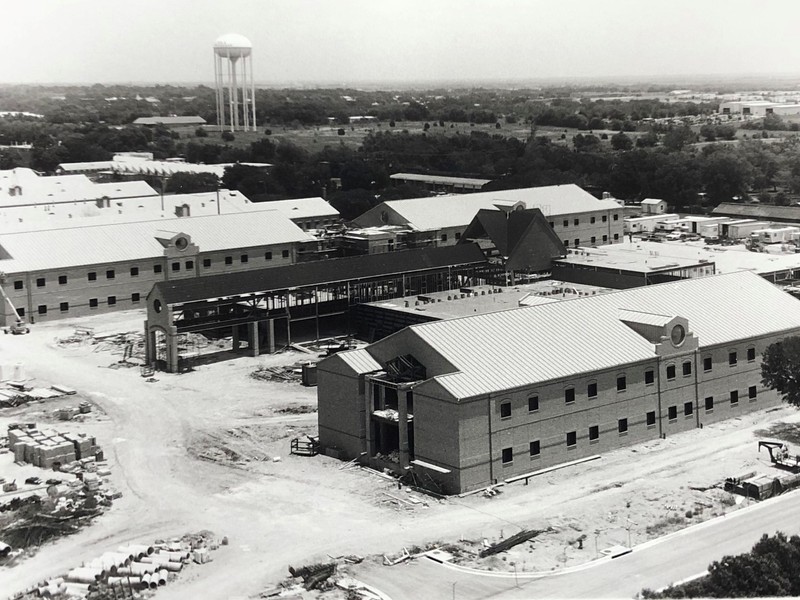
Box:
145;245;488;373
213;34;257;132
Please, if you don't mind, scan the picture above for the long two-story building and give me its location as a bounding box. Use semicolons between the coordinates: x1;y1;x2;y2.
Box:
317;271;800;494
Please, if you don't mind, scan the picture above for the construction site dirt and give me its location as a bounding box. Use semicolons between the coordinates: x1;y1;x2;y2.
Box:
3;308;800;599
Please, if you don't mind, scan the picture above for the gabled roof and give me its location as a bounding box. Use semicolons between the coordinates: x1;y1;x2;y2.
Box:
713;202;800;223
641;198;665;205
0;210;314;272
389;173;491;187
460;207;567;271
133;116;207;125
349;271;800;399
151;244;488;305
354;184;621;231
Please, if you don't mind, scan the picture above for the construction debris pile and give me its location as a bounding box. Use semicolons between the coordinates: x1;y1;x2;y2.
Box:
16;531;220;599
8;424;103;470
0;381;76;409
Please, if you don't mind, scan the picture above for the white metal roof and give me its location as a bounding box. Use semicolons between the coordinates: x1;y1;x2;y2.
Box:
257;197;339;220
368;271;800;399
0;210;315;273
641;198;665;205
356;184;621;231
389;173;492;186
336;349;382;374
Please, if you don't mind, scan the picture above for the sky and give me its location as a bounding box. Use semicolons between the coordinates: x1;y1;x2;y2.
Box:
3;0;800;86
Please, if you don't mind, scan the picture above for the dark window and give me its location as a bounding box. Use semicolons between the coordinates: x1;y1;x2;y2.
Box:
16;307;24;317
529;440;540;457
668;405;677;421
58;275;67;285
455;232;461;240
589;425;599;441
645;369;655;385
528;396;539;412
565;387;575;404
265;252;273;260
501;447;513;465
749;386;757;400
500;401;511;419
89;298;98;308
747;347;756;362
59;302;69;312
602;215;608;222
282;250;289;258
36;278;45;287
106;269;115;279
566;431;577;448
172;262;180;272
225;256;233;265
132;293;140;303
729;351;737;366
705;397;714;412
613;233;620;241
617;375;627;392
590;216;596;224
13;280;23;290
107;296;116;306
154;264;163;274
587;382;597;399
240;254;248;263
563;239;569;246
730;390;739;405
647;411;656;427
549;221;554;228
684;401;693;416
666;364;676;380
130;267;139;277
618;418;628;434
682;361;692;376
88;271;97;281
185;260;194;270
703;356;712;372
602;235;608;242
591;236;596;244
37;305;47;315
440;234;447;242
563;219;569;227
203;258;211;268
613;214;619;221
574;239;580;247
574;218;579;226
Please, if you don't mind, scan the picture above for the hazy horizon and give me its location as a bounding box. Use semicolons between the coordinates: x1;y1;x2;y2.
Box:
4;0;800;87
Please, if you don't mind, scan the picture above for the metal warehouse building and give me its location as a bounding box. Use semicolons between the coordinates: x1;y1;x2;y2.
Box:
317;271;800;494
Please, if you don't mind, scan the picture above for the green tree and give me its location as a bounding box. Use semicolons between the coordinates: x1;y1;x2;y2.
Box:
164;172;219;194
610;131;633;151
662;125;697;152
762;336;800;408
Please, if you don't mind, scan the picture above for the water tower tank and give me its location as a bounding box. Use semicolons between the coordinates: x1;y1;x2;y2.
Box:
214;34;252;59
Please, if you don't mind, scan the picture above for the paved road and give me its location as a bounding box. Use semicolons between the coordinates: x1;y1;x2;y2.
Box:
356;489;800;599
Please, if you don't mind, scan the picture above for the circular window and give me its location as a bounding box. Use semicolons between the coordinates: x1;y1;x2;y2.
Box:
154;299;162;313
670;324;686;346
175;237;188;251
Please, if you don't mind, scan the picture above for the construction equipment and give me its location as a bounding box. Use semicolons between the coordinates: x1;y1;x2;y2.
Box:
759;441;800;470
0;273;30;335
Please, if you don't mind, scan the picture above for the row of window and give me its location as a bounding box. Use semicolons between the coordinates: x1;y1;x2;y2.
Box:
500;388;760;465
549;214;620;229
562;234;620;248
13;251;292;290
25;293;142;315
440;232;461;243
502;354;758;416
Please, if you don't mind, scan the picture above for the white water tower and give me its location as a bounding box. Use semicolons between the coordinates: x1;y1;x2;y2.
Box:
213;34;257;132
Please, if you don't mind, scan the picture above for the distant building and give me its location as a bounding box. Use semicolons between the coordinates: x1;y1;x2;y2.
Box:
355;184;624;250
56;154;272;179
719;101;800;117
640;198;667;215
713;202;800;225
132;116;207;126
389;173;491;193
317;271;798;494
348;116;378;125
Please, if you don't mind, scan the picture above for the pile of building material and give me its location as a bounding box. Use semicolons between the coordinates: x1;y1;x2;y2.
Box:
725;470;800;500
250;364;304;383
0;382;74;409
20;532;219;599
8;424;102;470
288;562;337;591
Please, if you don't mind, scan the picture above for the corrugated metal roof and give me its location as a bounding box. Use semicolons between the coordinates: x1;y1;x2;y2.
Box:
256;197;339;219
389;173;492;186
336;349;382;374
641;198;665;205
618;309;675;327
392;271;800;398
0;210;314;272
152;244;488;305
355;184;621;231
133;116;207;125
713;202;800;223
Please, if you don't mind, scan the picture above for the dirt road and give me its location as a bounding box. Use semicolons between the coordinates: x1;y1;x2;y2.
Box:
2;309;799;599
